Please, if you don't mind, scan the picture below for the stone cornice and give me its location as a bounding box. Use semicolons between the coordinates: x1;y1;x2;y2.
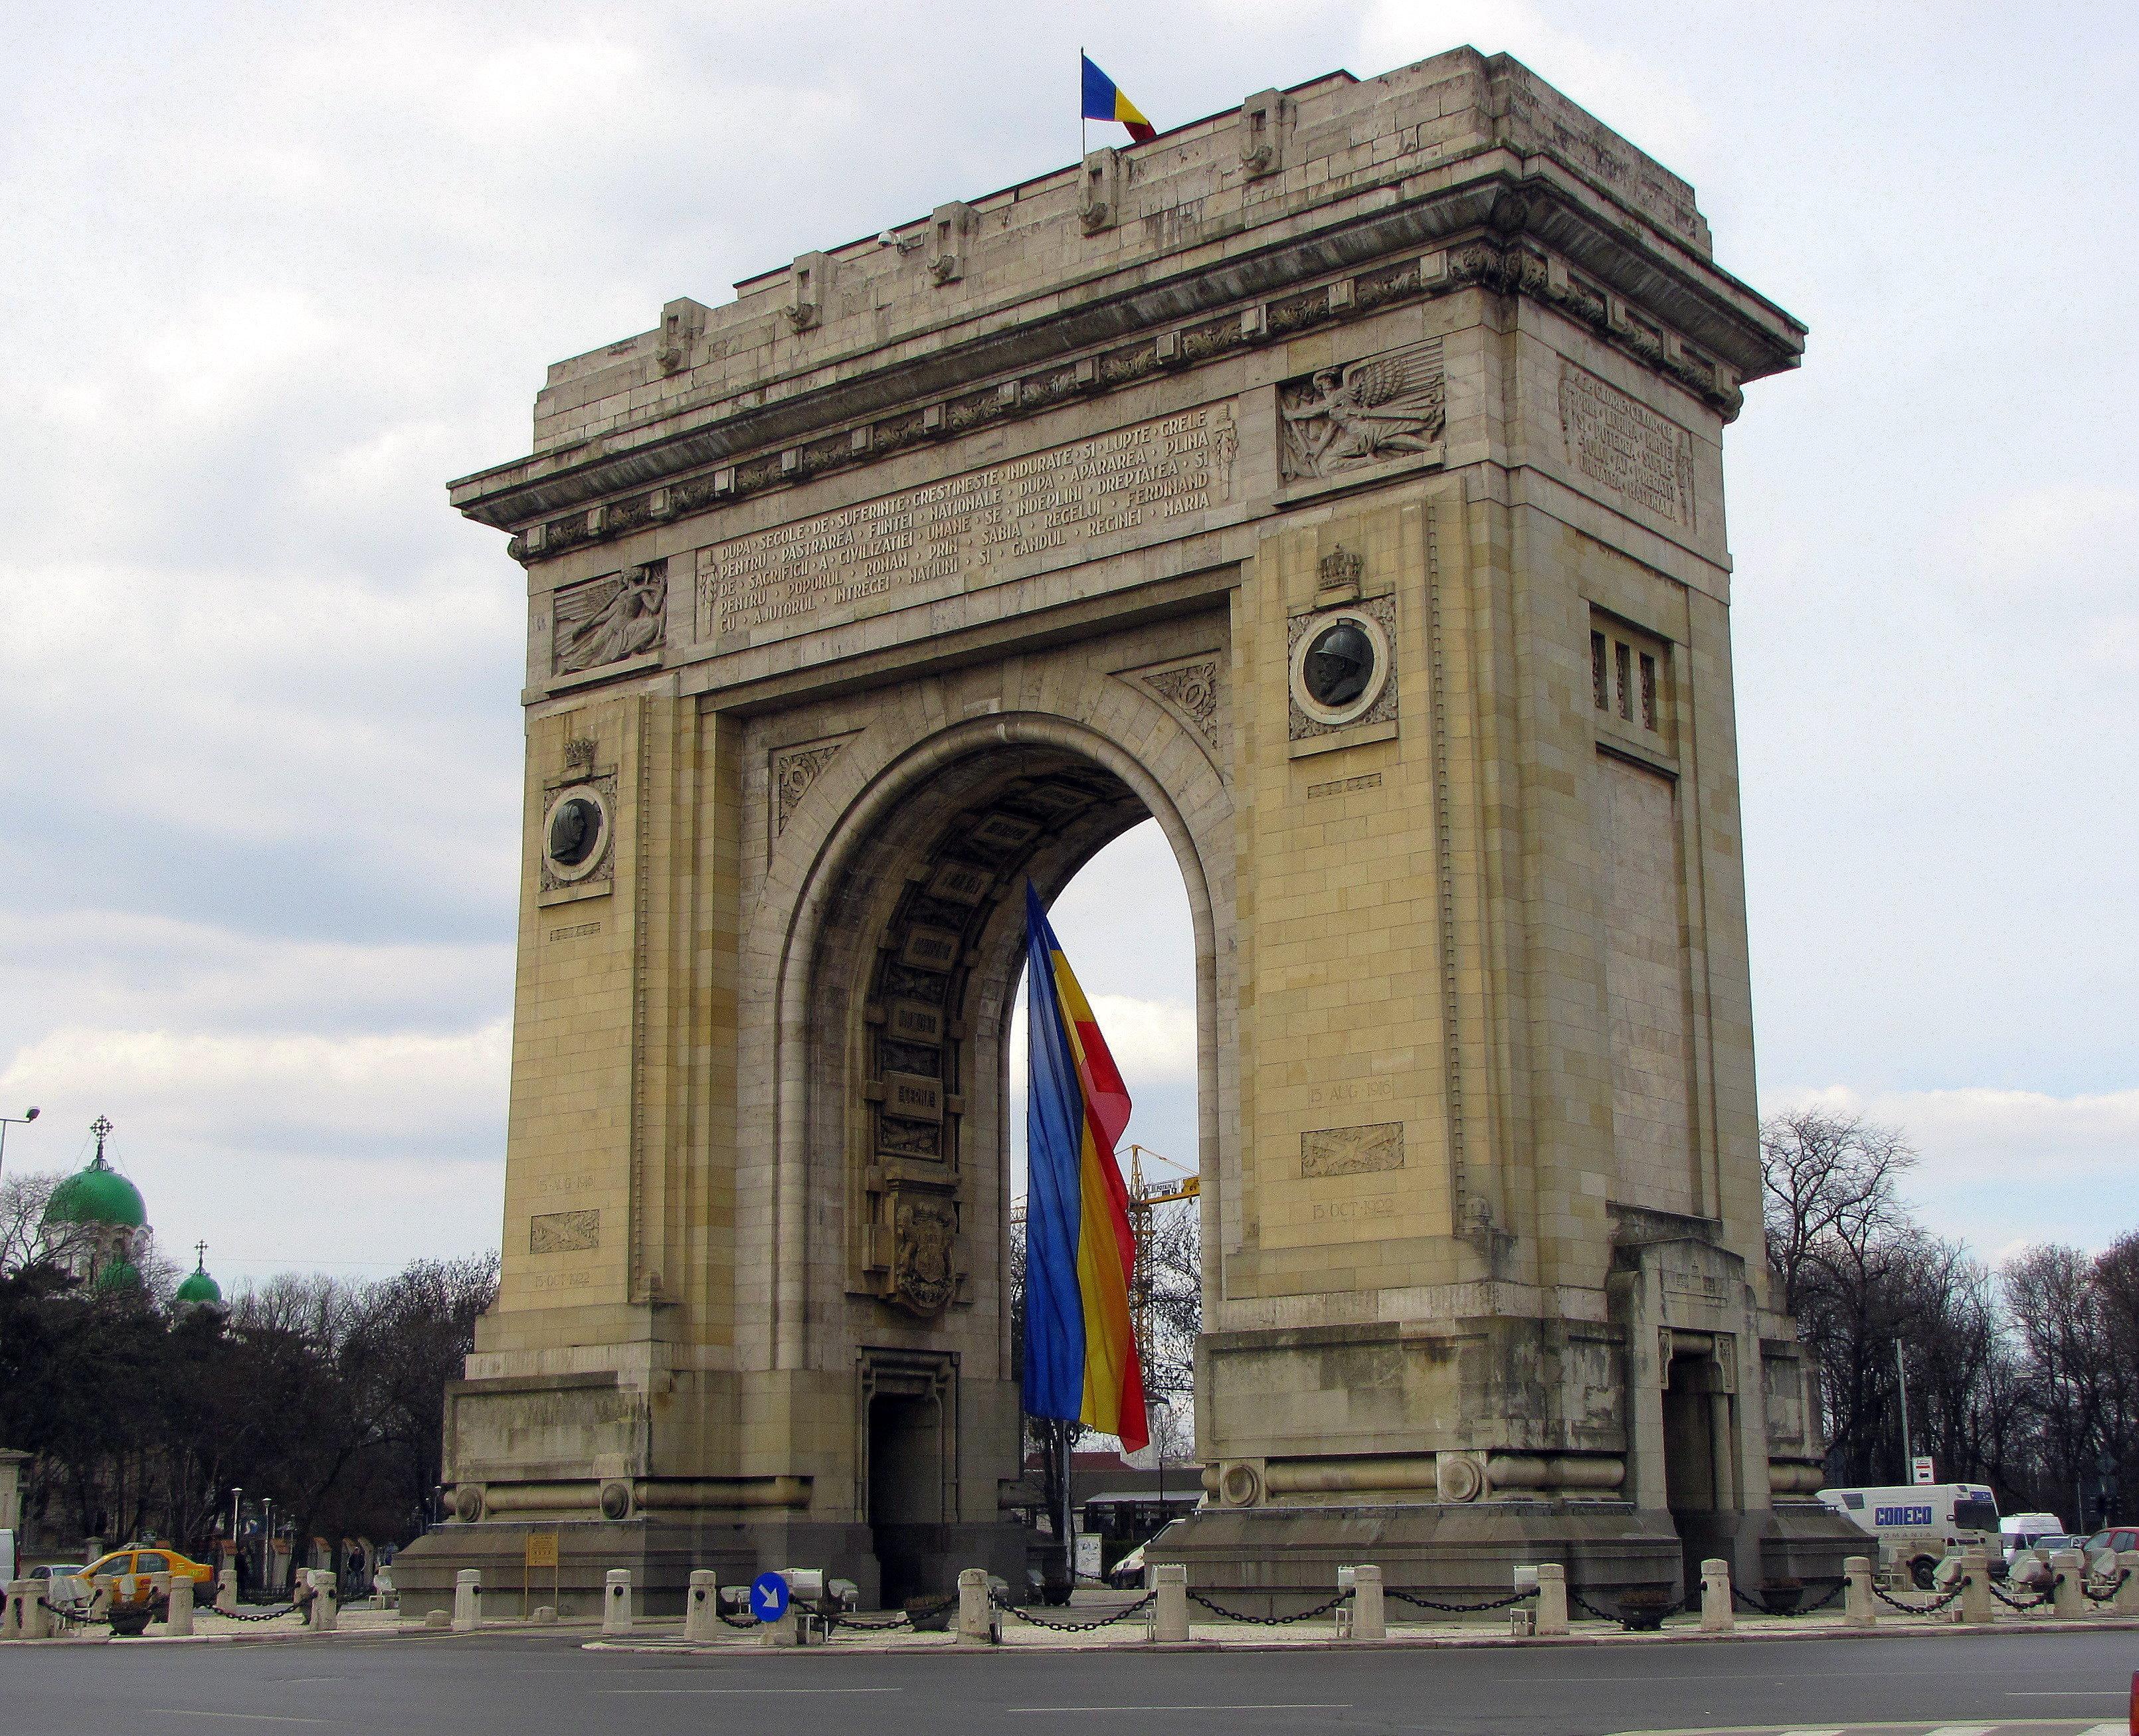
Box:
454;152;1802;556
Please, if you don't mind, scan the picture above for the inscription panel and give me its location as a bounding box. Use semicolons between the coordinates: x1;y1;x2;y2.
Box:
694;407;1236;642
1558;362;1695;528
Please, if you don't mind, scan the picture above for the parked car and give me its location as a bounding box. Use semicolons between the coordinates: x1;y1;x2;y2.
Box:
80;1545;215;1608
1107;1542;1148;1589
2083;1526;2139;1565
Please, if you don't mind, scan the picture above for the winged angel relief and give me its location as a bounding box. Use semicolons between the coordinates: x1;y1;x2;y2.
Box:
1279;340;1445;479
551;563;668;675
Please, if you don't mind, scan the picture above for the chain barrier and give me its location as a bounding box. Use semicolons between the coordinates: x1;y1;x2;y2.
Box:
1187;1589;1347;1626
1565;1587;1691;1629
2083;1569;2130;1605
995;1591;1155;1632
34;1596;96;1630
1385;1587;1534;1614
1730;1578;1846;1618
1871;1580;1963;1616
1991;1581;2053;1612
214;1603;302;1624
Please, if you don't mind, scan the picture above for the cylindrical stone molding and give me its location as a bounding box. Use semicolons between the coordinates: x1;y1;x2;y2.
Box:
1348;1563;1385;1640
1152;1563;1189;1642
216;1566;238;1615
1534;1563;1568;1636
452;1568;483;1632
957;1567;992;1644
1699;1558;1732;1633
684;1570;719;1644
2116;1549;2139;1616
167;1571;195;1637
2052;1547;2087;1618
1843;1555;1875;1628
308;1569;339;1633
603;1569;633;1634
1959;1546;1993;1624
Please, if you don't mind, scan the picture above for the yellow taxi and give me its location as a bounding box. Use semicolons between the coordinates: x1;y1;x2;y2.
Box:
82;1545;215;1607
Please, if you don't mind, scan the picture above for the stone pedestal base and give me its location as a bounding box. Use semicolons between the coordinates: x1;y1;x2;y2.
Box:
1146;1499;1868;1614
1145;1500;1683;1614
390;1515;1030;1618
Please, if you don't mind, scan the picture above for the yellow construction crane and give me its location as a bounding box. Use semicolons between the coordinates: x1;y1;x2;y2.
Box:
1125;1145;1198;1388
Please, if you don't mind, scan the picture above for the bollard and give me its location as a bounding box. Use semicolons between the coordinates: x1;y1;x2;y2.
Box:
18;1581;51;1641
1534;1563;1569;1636
1348;1563;1385;1640
1843;1556;1875;1628
1699;1558;1732;1634
1151;1563;1189;1642
1959;1546;1993;1624
424;1608;451;1629
531;1605;557;1624
957;1567;992;1644
684;1571;719;1644
603;1569;633;1634
2116;1550;2139;1616
316;1570;341;1633
452;1569;482;1632
758;1608;800;1647
2052;1547;2087;1619
167;1573;195;1637
216;1567;238;1615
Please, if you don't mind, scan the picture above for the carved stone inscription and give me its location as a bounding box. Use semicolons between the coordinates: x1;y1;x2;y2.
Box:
1558;363;1695;528
695;408;1236;640
1301;1122;1405;1179
530;1209;600;1253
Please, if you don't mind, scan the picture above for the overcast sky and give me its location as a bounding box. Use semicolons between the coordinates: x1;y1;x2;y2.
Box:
2;1;2133;1285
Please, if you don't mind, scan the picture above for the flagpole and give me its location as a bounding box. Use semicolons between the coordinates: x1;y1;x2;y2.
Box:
1079;46;1086;161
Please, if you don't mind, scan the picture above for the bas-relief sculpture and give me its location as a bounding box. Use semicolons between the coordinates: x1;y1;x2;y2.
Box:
1279;339;1445;478
393;46;1862;1618
551;562;668;675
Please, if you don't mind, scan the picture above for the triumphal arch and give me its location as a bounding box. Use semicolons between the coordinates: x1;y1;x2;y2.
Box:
395;48;1856;1613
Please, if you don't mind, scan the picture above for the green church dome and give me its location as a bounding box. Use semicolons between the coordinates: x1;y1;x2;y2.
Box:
175;1264;223;1306
45;1156;147;1231
92;1259;141;1292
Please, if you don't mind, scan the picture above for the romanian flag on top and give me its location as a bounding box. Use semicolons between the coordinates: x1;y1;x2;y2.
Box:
1023;882;1149;1451
1081;54;1157;143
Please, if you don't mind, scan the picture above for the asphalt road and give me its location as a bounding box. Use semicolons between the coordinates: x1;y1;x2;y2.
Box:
5;1628;2138;1735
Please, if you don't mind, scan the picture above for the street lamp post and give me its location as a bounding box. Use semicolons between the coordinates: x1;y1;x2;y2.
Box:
0;1105;40;1184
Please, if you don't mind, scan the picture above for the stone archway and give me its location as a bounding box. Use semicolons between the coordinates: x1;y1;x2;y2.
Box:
741;665;1234;1599
396;48;1868;1617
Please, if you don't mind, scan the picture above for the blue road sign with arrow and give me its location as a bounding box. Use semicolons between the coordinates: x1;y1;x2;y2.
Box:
749;1571;790;1622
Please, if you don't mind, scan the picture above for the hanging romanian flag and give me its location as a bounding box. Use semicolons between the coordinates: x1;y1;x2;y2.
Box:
1022;883;1149;1451
1081;54;1157;143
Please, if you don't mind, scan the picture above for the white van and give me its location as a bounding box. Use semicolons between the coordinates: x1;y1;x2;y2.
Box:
1818;1483;2001;1588
2001;1511;2065;1562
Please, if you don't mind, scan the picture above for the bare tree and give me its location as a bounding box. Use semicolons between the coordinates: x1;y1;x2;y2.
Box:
1760;1109;1916;1316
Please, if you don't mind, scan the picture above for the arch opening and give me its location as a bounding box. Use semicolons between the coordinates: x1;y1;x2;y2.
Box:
784;719;1212;1604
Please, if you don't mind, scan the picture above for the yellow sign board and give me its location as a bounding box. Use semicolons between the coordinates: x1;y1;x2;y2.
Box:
523;1531;560;1570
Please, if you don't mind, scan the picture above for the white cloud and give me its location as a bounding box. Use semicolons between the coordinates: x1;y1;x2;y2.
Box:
1765;1083;2139;1255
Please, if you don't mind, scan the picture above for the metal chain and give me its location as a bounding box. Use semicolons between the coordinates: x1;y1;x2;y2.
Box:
1872;1580;1963;1616
1991;1581;2053;1611
828;1609;913;1632
1186;1589;1347;1626
716;1608;758;1629
2084;1569;2130;1605
34;1596;96;1628
995;1591;1155;1631
1385;1587;1534;1614
1566;1587;1690;1628
1730;1578;1846;1618
215;1604;302;1623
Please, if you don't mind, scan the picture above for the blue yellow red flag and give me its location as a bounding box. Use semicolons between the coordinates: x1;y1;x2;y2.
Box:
1081;54;1157;143
1022;882;1149;1451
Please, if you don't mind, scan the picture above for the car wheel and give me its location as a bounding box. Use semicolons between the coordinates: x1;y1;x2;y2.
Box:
1910;1557;1937;1591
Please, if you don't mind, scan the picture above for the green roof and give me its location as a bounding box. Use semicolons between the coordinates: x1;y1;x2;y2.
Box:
175;1266;223;1305
92;1259;141;1292
44;1157;147;1231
